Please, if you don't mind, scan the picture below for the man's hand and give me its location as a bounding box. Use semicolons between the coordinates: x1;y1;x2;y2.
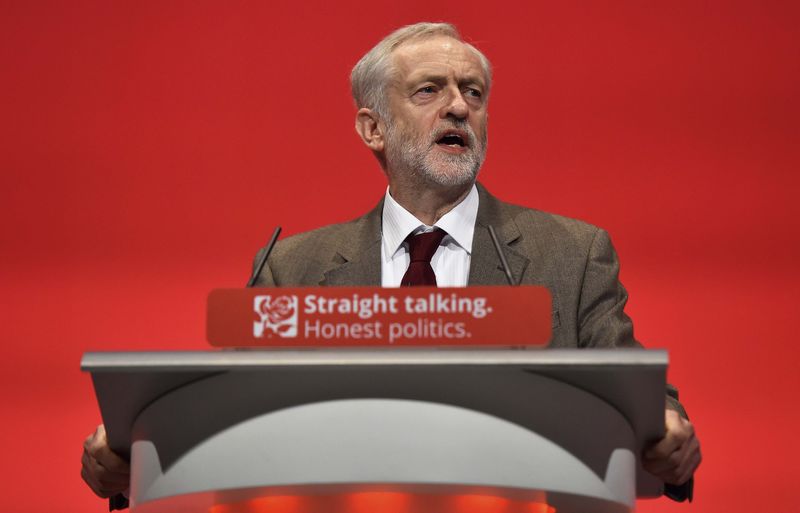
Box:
81;425;130;498
643;409;701;485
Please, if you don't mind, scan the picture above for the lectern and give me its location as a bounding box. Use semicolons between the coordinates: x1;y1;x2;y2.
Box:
82;348;668;513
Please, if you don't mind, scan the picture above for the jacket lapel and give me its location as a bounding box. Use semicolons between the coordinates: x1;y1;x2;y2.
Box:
468;184;530;285
321;200;383;286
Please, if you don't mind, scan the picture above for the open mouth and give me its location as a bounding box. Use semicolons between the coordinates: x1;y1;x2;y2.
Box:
436;130;468;148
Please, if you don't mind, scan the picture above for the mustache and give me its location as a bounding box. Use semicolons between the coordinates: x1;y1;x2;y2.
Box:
430;121;478;148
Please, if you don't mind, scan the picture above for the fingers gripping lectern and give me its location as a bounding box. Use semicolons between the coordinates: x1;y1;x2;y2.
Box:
82;348;668;513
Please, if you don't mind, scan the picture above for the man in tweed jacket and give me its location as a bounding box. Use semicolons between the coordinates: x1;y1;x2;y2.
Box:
82;22;700;507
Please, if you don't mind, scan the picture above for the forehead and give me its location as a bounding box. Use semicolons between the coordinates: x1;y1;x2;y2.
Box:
389;36;486;86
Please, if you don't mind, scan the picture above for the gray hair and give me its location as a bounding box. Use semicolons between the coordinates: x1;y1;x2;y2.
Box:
350;22;492;119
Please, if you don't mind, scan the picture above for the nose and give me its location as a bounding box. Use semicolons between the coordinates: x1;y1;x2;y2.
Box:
440;87;469;120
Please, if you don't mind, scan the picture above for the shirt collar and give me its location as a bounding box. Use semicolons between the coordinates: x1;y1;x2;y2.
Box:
382;184;479;260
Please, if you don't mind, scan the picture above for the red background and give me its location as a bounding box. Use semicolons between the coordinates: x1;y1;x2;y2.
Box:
2;1;799;511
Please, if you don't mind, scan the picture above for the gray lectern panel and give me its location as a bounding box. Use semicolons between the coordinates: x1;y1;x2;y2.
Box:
82;348;668;510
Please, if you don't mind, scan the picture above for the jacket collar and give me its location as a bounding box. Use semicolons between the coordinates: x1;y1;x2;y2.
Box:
320;182;530;286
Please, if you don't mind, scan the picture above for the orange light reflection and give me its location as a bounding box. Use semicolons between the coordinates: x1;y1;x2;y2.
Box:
453;494;510;513
209;491;555;513
348;491;411;513
210;495;301;513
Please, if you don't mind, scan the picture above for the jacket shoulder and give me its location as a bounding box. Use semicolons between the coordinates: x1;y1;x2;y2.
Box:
481;187;603;252
272;216;366;256
254;202;382;286
516;206;602;248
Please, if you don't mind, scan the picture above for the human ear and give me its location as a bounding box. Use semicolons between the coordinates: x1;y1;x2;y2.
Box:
355;108;384;152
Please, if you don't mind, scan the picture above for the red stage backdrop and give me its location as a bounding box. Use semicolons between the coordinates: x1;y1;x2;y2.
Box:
2;1;798;512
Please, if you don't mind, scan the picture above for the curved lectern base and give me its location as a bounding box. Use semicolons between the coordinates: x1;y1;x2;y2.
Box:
131;373;637;512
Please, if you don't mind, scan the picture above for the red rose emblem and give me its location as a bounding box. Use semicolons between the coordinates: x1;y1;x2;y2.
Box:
260;296;295;325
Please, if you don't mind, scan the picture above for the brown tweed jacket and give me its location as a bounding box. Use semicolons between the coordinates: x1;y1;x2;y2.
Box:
255;183;639;350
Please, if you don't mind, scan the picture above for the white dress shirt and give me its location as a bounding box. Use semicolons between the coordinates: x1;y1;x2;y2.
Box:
381;185;479;287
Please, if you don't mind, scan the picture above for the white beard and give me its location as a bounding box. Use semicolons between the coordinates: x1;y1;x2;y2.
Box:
384;119;487;188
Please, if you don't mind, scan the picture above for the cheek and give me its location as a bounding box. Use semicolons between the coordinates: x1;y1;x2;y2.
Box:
472;119;487;139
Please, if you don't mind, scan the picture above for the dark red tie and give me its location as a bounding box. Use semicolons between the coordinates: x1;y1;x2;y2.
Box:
401;229;447;286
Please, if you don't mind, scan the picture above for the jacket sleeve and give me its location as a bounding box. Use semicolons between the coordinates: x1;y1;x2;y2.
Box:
578;228;694;502
576;228;639;349
109;495;128;511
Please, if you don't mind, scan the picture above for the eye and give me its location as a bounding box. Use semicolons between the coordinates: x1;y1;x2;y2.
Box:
416;85;437;95
464;87;482;98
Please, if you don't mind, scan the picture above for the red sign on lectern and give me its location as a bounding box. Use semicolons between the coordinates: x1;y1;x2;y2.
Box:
207;286;551;347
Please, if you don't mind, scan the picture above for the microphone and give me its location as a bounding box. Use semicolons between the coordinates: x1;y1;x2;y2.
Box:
488;225;515;286
246;226;282;287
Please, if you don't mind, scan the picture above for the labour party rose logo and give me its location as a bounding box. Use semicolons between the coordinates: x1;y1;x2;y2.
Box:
253;295;298;337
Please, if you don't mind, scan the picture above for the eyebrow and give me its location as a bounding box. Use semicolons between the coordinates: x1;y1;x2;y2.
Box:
406;73;486;91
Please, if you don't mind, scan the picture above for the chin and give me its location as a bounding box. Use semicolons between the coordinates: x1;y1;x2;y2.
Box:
420;166;479;188
420;156;481;188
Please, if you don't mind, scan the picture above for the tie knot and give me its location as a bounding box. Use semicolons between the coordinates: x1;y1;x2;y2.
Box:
406;228;446;263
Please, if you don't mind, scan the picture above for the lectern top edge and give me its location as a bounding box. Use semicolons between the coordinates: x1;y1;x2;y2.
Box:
81;348;668;372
